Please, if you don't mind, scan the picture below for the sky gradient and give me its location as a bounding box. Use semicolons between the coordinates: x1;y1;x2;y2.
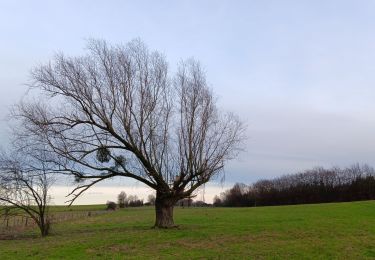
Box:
1;1;375;203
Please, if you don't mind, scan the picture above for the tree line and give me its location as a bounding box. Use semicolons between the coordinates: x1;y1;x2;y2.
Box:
214;164;375;207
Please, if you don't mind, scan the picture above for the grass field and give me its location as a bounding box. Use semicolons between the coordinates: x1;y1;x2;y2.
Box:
0;201;375;259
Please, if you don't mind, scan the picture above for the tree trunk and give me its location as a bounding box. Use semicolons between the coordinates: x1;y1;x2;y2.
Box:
154;193;176;228
38;216;50;237
40;225;49;237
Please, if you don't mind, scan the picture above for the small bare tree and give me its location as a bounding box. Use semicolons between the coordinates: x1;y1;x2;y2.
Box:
0;150;54;236
147;194;156;206
117;191;127;208
14;39;245;228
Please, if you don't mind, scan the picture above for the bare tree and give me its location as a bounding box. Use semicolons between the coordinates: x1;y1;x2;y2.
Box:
127;195;143;207
147;194;156;206
14;39;245;228
117;191;127;208
0;150;54;236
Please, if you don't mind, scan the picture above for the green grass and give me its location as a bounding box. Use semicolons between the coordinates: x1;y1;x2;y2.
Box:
48;204;106;212
1;201;375;259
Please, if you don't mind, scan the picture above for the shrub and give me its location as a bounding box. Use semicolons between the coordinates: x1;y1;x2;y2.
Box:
106;201;117;210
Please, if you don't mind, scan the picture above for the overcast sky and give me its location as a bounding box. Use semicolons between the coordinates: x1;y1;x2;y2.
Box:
1;1;375;203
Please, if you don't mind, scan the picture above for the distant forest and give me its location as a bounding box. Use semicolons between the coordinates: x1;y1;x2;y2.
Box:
214;164;375;207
